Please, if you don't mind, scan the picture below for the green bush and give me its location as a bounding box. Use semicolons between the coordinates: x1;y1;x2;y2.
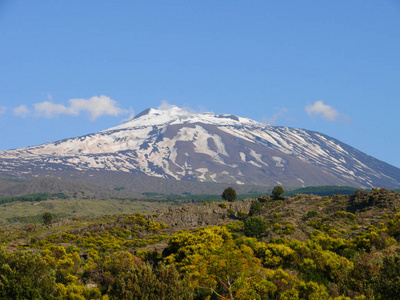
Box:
237;211;248;219
283;224;296;235
257;195;269;202
110;262;194;300
244;217;267;237
0;247;58;299
43;212;53;225
307;210;318;219
219;202;228;208
249;201;263;216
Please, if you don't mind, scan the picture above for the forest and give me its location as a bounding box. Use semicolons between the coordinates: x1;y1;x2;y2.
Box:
1;187;400;299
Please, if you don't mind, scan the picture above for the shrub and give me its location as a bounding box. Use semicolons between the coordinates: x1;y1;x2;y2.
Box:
219;202;228;209
244;217;267;237
307;210;318;219
249;201;263;216
258;195;269;203
110;262;194;300
228;208;235;217
283;224;296;235
0;247;58;299
43;212;53;225
237;211;248;219
273;223;282;232
273;213;281;219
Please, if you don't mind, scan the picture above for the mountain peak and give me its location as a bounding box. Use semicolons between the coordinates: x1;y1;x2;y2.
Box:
133;106;192;120
105;105;257;132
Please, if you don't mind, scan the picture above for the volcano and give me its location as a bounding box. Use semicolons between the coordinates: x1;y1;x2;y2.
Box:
1;106;399;189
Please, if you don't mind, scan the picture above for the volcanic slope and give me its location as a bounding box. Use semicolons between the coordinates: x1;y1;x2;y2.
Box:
0;106;399;189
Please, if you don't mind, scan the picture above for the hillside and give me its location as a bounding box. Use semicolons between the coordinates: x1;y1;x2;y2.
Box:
0;177;130;199
1;188;400;299
1;106;399;189
0;173;273;198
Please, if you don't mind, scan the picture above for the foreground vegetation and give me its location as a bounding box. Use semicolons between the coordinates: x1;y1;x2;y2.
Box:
1;188;400;299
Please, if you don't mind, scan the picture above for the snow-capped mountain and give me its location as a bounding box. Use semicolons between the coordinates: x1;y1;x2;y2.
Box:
1;106;399;188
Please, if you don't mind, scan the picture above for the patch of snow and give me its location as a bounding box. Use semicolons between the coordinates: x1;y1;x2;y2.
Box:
105;106;258;131
210;173;217;181
272;156;285;167
196;168;209;180
249;161;262;168
249;149;268;167
239;152;246;162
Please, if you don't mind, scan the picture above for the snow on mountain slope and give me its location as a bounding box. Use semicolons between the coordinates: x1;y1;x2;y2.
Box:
0;106;399;188
105;106;258;130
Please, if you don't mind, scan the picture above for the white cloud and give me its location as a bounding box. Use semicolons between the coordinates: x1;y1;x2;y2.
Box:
158;101;211;115
34;101;71;118
157;100;177;111
183;103;212;114
13;105;30;117
305;101;349;122
0;106;6;115
263;107;289;124
34;95;128;120
122;107;135;123
68;96;127;120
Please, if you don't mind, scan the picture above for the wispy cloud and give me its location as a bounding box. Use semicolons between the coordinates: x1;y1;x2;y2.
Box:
157;100;177;111
121;107;135;123
34;101;69;118
263;107;289;124
183;103;212;114
305;101;349;122
33;95;128;120
13;105;30;118
158;100;211;115
0;106;6;115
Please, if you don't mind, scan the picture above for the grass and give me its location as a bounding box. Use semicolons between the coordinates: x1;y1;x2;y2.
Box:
0;198;174;227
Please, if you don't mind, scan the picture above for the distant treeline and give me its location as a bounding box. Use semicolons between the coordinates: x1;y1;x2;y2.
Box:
0;177;27;183
287;186;400;197
0;193;69;205
141;191;270;203
140;186;400;202
141;186;362;202
285;186;360;197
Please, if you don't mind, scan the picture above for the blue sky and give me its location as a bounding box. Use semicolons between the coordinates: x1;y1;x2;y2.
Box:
1;1;399;168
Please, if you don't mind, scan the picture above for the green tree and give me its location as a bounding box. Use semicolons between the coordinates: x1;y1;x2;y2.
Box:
43;212;53;225
374;253;400;299
0;247;58;299
110;262;194;300
221;187;237;202
244;216;267;237
194;241;276;299
272;186;284;200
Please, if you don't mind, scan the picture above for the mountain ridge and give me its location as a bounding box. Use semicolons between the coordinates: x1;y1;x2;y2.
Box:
0;106;399;189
